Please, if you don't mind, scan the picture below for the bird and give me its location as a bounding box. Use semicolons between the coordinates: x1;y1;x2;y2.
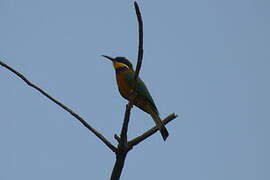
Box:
102;55;169;141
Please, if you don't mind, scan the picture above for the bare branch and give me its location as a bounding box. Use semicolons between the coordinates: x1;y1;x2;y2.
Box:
0;60;117;153
129;113;178;147
119;104;132;145
133;1;144;80
114;134;121;143
110;151;128;180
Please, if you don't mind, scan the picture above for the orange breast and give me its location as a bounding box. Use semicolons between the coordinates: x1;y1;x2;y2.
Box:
115;70;152;114
116;70;133;100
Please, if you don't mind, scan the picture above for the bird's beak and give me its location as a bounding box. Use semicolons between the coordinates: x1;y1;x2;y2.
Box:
102;55;115;62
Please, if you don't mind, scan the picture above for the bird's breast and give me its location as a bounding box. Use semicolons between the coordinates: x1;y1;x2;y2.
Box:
116;71;133;100
115;70;155;115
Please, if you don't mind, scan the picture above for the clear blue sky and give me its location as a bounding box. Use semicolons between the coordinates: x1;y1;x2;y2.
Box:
1;0;269;179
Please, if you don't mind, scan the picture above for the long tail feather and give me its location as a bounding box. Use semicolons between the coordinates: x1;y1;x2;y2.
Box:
150;112;169;141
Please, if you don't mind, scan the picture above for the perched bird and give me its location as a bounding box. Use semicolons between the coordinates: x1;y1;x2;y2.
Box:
103;55;169;141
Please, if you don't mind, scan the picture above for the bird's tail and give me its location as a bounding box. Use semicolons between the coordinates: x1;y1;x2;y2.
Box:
150;111;169;141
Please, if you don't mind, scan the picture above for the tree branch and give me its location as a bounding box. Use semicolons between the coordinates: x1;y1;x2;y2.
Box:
129;113;178;147
119;104;132;145
0;60;117;153
133;1;144;80
1;1;178;180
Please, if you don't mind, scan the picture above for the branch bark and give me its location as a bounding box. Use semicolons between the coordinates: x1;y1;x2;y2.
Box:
0;60;117;153
133;1;144;80
129;113;177;147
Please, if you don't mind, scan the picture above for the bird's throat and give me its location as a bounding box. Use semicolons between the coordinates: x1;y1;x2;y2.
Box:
113;62;129;69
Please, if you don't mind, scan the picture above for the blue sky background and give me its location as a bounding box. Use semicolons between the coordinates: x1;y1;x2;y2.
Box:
1;0;269;179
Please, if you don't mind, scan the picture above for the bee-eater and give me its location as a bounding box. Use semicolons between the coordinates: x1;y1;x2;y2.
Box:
103;55;169;141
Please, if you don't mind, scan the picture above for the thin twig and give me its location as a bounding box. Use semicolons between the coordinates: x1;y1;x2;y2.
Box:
119;104;132;145
0;60;117;153
133;1;144;80
129;113;178;147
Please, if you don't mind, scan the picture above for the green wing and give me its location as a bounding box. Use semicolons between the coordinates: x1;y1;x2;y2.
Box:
124;71;159;114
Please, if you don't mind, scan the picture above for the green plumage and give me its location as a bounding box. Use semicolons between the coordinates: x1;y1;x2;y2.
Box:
123;71;159;115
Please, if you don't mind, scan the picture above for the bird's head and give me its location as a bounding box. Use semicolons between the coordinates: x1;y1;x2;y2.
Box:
102;55;134;71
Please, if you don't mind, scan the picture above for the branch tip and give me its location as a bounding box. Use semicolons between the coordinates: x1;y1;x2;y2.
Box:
114;134;121;143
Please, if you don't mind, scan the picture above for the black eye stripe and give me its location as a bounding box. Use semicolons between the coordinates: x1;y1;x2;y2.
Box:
115;66;128;72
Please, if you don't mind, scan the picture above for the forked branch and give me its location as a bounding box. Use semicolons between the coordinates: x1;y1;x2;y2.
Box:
110;2;179;180
1;2;178;180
